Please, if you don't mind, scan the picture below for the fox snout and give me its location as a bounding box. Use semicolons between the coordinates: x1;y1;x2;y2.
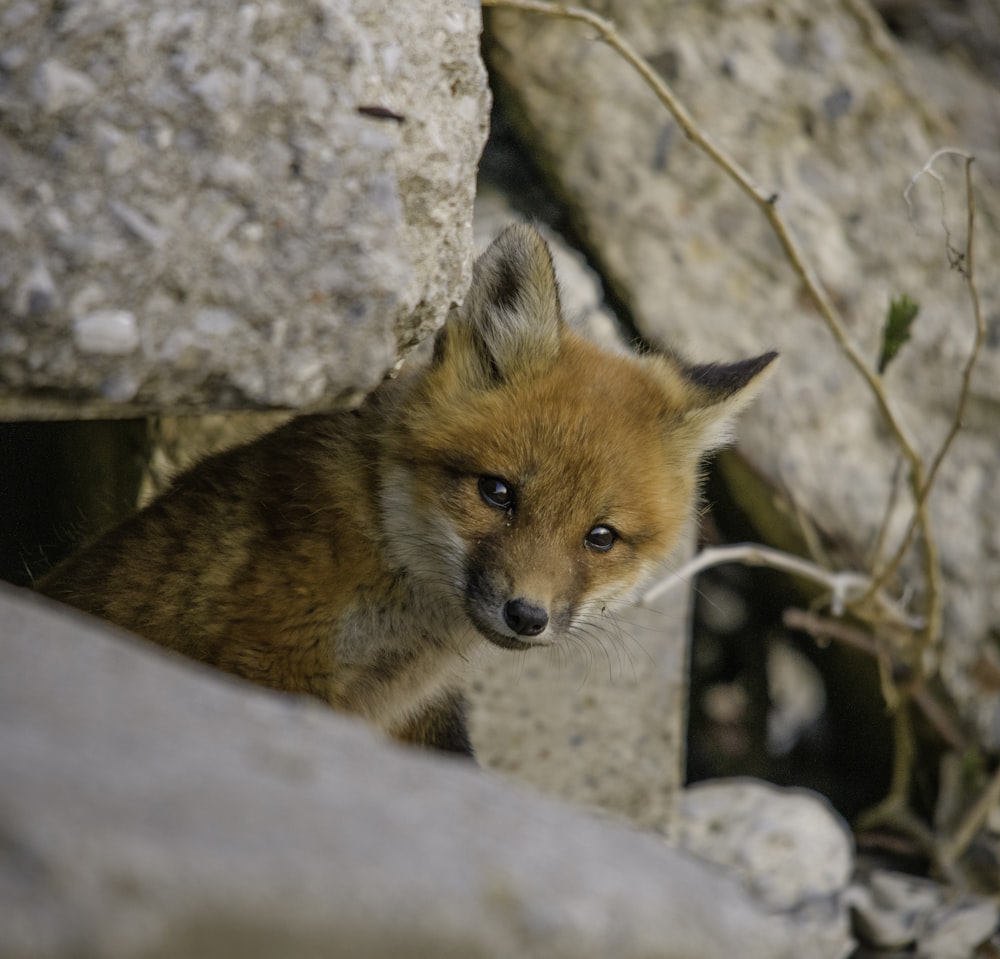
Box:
464;568;561;651
503;597;549;638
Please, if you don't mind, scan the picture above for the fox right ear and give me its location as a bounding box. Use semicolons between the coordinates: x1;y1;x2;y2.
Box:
435;224;564;388
676;351;779;453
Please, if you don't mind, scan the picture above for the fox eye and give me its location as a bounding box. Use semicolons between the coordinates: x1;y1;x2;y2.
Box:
585;525;617;552
478;475;514;511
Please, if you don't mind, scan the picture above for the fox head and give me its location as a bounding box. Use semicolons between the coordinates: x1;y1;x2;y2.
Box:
381;224;776;651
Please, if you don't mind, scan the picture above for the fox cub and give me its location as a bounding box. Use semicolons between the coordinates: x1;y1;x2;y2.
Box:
40;225;776;756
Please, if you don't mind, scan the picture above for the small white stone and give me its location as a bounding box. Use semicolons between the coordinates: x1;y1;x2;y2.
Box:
193;308;238;337
209;155;255;189
110;201;169;249
847;883;918;950
73;310;140;355
919;901;1000;959
869;869;941;914
32;58;96;113
679;778;854;911
100;370;141;403
190;68;235;113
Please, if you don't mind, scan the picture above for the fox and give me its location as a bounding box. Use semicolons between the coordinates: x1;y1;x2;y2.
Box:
38;224;776;757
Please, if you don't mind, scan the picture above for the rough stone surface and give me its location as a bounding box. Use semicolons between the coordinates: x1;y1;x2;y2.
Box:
0;0;489;417
846;868;999;958
679;779;855;912
1;581;824;959
469;581;693;834
486;0;1000;748
678;780;856;959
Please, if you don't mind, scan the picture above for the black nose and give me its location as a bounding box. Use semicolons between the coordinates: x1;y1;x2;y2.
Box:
503;598;549;637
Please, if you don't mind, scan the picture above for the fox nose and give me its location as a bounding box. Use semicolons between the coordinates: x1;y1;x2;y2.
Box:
503;598;549;637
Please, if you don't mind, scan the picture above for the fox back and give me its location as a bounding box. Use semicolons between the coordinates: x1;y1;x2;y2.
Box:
39;224;776;755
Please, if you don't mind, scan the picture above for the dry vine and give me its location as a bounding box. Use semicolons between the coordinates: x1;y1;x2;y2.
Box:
482;0;989;874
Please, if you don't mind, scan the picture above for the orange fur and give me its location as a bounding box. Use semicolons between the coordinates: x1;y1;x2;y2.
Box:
39;225;776;755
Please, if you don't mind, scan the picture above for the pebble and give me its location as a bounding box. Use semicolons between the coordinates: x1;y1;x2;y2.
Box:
73;310;140;356
847;868;999;958
679;778;854;910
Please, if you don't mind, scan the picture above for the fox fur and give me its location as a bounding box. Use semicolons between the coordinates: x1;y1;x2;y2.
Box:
39;224;777;756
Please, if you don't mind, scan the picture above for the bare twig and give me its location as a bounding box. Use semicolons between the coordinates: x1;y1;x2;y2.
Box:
643;542;922;629
782;606;881;656
856;734;943;872
867;457;905;570
864;152;984;660
783;608;967;752
782;603;904;709
939;762;1000;872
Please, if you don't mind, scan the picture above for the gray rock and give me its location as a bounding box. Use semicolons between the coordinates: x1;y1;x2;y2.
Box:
919;900;999;959
847;868;999;958
0;0;489;417
848;883;920;951
486;0;1000;748
679;779;855;911
679;779;856;959
1;581;816;959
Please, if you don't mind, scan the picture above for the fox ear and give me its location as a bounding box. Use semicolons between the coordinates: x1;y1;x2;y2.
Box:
435;224;563;388
677;351;779;452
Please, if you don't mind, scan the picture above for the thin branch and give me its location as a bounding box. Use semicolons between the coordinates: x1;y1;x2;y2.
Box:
642;542;922;629
643;543;865;610
783;608;967;752
864;153;984;658
867;457;905;570
783;606;883;657
888;703;917;818
939;763;1000;871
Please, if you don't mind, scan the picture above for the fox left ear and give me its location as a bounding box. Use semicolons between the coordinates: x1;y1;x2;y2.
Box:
679;351;779;452
436;224;564;389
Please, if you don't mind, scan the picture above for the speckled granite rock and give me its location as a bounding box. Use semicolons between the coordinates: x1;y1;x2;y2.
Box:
0;0;489;417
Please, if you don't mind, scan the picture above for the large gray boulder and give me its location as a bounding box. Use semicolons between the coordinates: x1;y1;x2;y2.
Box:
0;0;489;417
486;0;1000;747
1;581;821;959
